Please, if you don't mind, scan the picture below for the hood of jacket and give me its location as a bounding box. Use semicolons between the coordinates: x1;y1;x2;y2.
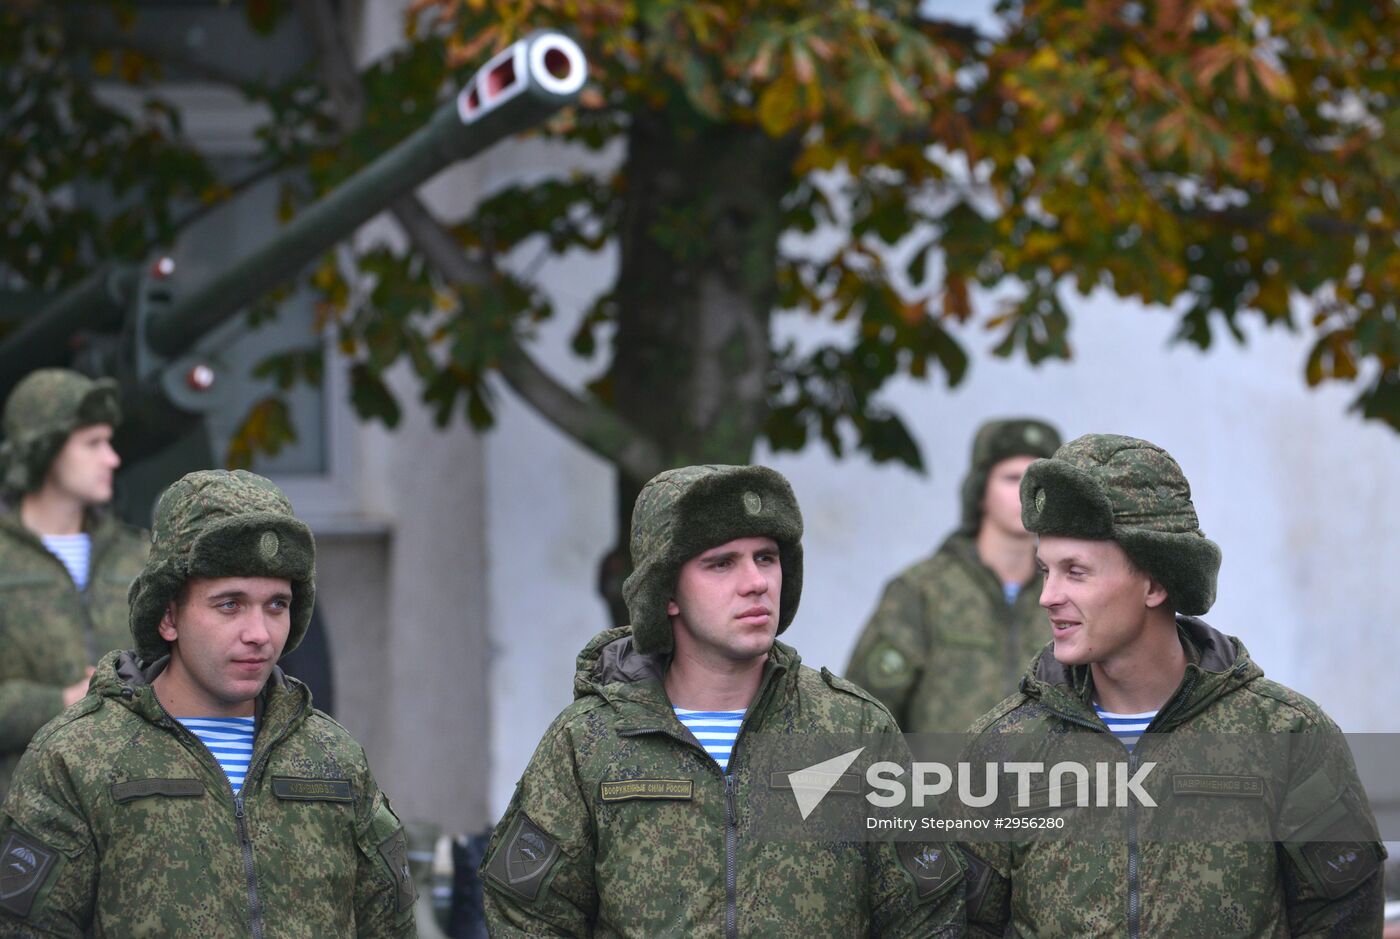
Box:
88;648;311;732
1017;615;1262;731
571;624;800;720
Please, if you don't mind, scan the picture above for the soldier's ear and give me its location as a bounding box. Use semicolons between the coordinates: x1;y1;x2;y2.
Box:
158;603;179;642
666;598;679;616
1144;576;1170;610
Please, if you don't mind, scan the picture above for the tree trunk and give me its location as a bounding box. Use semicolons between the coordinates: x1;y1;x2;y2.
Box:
597;104;798;625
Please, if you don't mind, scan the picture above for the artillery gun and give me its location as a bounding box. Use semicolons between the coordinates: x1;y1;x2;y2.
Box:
0;29;587;514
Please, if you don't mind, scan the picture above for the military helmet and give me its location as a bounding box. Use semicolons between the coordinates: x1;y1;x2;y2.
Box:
0;369;122;494
623;464;803;655
958;417;1061;534
1019;433;1221;614
128;469;316;661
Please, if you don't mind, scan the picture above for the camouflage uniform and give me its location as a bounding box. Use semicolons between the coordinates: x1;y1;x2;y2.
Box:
963;435;1384;938
846;419;1059;732
965;623;1385;938
0;369;147;803
0;470;416;937
481;465;964;937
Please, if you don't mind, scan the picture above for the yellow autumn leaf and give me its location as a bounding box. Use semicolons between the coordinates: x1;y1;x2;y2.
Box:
757;74;801;137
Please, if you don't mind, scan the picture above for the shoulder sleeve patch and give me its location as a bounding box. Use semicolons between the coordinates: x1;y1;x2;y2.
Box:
483;812;562;902
376;826;415;913
1299;841;1382;900
0;829;60;918
896;840;962;902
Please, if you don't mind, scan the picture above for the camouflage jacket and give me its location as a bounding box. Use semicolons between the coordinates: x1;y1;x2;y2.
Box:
0;650;416;938
481;625;964;938
0;508;147;803
963;617;1385;939
845;534;1047;733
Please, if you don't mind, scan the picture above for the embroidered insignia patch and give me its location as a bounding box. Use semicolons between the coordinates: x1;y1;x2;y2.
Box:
377;828;415;913
1301;841;1378;899
485;813;561;901
599;779;694;802
743;491;763;515
0;830;58;917
1171;774;1264;798
259;530;279;560
271;777;353;802
898;840;959;899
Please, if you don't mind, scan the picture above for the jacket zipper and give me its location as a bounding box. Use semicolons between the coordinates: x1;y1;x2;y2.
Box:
724;773;738;939
1127;750;1140;939
614;665;781;938
148;690;292;939
1042;666;1200;939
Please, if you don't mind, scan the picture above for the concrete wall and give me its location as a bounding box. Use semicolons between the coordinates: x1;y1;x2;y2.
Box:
484;281;1400;814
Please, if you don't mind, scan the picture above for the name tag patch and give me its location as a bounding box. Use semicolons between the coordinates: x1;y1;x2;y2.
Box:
599;779;694;802
110;777;205;803
1172;774;1264;798
272;777;354;803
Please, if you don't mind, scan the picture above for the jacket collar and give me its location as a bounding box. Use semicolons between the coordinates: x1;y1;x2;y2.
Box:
1020;615;1260;730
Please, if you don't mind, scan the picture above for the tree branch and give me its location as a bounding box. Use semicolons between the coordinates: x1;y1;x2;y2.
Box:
67;22;261;90
293;0;664;480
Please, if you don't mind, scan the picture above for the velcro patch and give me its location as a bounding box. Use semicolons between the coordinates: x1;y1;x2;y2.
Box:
599;779;694;802
0;830;59;918
1301;841;1379;899
377;828;415;913
110;777;205;803
484;813;561;902
897;841;960;900
767;771;862;795
1009;782;1089;815
272;777;353;803
1172;774;1264;798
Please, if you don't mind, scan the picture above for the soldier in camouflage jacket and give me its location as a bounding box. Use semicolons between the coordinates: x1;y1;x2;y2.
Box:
0;370;148;803
0;470;415;937
846;418;1060;733
482;464;964;937
962;434;1384;938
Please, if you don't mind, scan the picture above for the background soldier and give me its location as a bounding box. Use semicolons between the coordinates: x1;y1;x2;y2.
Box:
0;469;416;936
0;369;147;803
846;417;1060;732
964;434;1385;937
481;464;964;937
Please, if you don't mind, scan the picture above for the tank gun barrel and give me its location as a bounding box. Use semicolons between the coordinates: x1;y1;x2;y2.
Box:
0;265;137;405
143;30;587;361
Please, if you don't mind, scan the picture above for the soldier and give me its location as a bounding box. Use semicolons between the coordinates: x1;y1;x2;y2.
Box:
481;464;964;937
0;369;148;803
846;418;1061;732
0;469;416;936
963;434;1384;936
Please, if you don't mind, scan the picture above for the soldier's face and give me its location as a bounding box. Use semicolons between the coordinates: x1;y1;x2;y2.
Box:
1036;537;1160;667
45;423;120;505
980;455;1037;538
668;536;782;665
156;576;293;717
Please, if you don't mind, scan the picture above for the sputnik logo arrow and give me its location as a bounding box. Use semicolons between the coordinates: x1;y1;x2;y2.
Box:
787;747;865;821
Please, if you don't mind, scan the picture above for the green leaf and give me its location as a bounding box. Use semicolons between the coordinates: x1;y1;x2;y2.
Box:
349;363;401;427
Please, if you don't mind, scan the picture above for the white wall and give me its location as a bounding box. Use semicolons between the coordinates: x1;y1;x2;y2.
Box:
485;278;1400;813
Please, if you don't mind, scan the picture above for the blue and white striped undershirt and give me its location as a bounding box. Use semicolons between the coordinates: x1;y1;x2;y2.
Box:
674;708;745;772
41;533;91;590
178;717;255;793
1093;705;1157;753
